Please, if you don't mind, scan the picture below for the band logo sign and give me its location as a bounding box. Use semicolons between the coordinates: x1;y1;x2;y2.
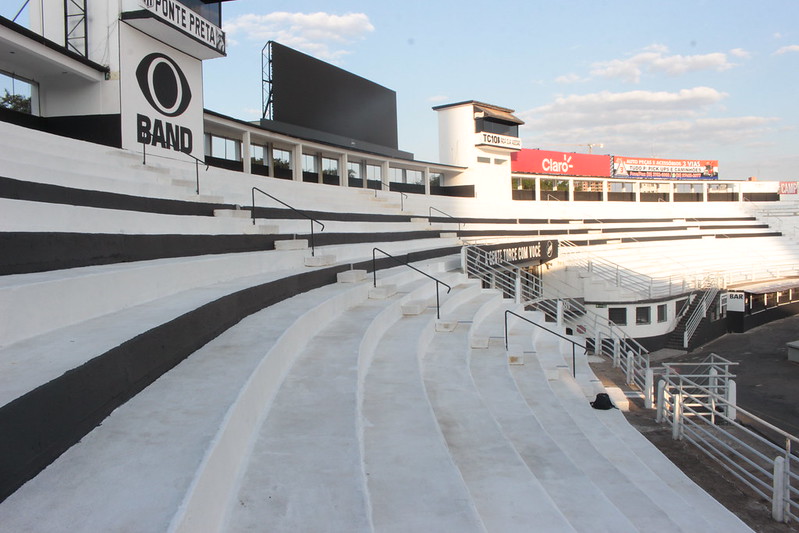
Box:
136;53;193;154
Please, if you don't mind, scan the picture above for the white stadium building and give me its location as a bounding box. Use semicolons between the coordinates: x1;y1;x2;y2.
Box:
1;1;798;531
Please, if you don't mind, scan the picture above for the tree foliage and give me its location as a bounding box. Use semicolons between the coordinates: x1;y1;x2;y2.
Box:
0;90;31;113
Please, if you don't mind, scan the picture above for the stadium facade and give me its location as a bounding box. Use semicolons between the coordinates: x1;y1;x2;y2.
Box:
0;0;797;530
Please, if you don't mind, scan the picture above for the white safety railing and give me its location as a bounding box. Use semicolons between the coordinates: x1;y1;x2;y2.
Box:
559;239;799;299
463;244;651;395
559;240;692;299
682;274;724;348
656;354;799;523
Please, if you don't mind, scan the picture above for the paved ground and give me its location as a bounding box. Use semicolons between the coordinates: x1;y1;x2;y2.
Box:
593;314;799;532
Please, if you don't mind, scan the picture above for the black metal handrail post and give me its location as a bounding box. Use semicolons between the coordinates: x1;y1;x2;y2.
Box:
252;187;325;257
428;206;462;230
504;309;586;378
372;247;452;319
183;152;209;195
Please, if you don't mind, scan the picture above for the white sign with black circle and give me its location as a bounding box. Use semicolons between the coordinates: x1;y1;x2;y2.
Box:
120;24;204;161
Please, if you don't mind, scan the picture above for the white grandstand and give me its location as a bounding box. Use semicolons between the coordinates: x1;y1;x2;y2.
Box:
1;1;798;532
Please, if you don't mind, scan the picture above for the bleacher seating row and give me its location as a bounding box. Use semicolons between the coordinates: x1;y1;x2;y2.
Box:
0;120;772;530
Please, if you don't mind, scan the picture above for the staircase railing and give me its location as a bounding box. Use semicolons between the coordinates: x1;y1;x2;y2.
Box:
504;310;586;378
251;187;325;256
464;244;650;394
372;247;451;319
559;240;689;298
429;206;462;230
682;274;723;348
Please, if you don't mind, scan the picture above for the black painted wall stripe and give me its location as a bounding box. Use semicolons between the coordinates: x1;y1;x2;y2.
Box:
0;176;414;222
0;231;447;275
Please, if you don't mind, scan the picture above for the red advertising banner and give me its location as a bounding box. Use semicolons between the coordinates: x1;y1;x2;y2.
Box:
511;149;611;177
780;181;798;194
613;156;718;179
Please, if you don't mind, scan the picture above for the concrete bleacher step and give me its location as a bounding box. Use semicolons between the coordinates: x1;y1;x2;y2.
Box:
0;279;356;532
273;238;308;251
362;309;484;531
0;261;452;531
422;291;577;532
509;346;693;531
526;326;750;532
213;208;250;218
468;304;640;532
369;284;398;299
336;269;367;283
223;272;464;531
303;254;336;267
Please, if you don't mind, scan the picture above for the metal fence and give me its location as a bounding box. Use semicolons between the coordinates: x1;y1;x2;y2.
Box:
656;354;799;522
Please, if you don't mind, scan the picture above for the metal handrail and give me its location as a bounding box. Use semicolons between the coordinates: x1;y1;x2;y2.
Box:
251;187;325;256
379;181;409;211
372;247;451;319
504;310;586;378
140;144;209;194
429;206;462;230
464;244;650;392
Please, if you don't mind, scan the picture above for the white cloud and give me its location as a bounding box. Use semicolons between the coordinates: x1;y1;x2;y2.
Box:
590;45;738;83
554;73;586;84
224;12;374;61
775;44;799;55
427;95;450;103
518;87;776;156
729;48;751;59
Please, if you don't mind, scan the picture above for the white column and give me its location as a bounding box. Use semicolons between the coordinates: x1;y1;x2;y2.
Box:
567;178;574;202
340;153;348;187
424;167;431;196
602;179;608;202
241;131;252;175
292;143;303;182
635;181;641;203
535;177;541;201
669;181;675;203
381;161;390;191
702;182;709;202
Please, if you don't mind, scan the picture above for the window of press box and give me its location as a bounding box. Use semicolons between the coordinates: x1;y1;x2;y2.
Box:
608;307;627;326
0;71;37;115
475;117;518;137
206;134;240;161
272;148;292;169
636;306;651;325
657;304;667;323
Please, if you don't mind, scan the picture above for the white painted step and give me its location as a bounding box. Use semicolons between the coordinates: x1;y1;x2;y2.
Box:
423;293;576;532
469;318;639;531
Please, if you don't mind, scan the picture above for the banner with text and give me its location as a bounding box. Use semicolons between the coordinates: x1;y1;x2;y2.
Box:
613;156;718;179
511;149;611;177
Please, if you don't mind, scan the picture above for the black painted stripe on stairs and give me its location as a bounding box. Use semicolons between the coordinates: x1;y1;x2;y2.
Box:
0;230;446;275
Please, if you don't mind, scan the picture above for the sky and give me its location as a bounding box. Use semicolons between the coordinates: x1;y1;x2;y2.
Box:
203;1;799;180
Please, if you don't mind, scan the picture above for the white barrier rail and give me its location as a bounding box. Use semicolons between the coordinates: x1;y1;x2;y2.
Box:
656;354;799;523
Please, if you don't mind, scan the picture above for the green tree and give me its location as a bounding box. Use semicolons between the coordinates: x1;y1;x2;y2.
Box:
0;90;31;113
